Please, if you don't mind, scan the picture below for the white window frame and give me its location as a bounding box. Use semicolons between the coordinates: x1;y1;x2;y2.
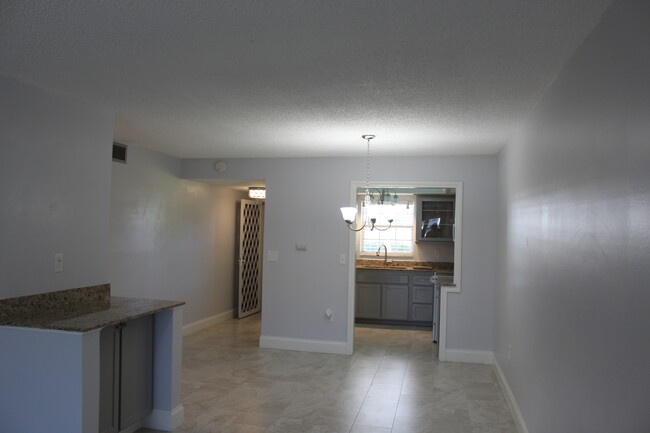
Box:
357;195;415;257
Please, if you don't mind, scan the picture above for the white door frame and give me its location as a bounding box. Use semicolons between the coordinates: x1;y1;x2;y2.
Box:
345;180;463;360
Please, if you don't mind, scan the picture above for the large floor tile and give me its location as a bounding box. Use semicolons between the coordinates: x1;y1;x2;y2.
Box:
137;316;517;433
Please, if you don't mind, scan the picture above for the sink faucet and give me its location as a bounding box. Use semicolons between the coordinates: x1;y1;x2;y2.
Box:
376;244;388;265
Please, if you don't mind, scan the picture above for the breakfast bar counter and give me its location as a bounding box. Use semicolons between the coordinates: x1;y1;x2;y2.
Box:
0;284;185;433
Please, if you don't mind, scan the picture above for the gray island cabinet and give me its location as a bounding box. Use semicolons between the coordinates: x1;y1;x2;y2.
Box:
356;269;436;326
99;315;154;433
0;285;184;433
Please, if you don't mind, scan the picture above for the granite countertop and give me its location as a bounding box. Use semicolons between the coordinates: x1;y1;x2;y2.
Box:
356;259;454;273
0;284;184;332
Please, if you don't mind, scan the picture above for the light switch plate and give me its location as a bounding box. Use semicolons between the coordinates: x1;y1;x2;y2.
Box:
54;253;64;273
268;250;278;262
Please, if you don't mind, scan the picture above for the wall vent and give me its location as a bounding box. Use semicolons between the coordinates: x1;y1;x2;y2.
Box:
112;142;127;163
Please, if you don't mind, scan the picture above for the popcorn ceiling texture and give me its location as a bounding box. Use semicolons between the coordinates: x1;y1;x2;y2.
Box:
0;0;611;158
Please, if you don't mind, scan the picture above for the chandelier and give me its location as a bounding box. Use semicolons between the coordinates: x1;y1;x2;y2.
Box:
340;135;394;232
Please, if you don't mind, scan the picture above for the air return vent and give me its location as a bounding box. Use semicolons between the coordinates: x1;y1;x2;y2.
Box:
112;142;127;163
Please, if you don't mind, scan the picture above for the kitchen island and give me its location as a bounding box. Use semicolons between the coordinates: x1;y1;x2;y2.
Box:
0;284;185;433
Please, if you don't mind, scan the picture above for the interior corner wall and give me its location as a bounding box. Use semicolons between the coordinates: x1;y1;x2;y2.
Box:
495;1;650;432
181;155;498;351
0;76;113;299
109;144;247;325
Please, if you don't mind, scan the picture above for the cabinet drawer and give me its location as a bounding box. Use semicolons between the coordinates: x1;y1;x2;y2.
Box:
412;275;434;285
411;304;433;322
412;286;433;303
356;271;409;284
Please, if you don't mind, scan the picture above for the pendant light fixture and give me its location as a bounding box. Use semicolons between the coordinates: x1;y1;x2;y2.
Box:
340;135;394;232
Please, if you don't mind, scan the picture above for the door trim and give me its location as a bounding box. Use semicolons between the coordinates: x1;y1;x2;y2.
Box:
346;180;463;360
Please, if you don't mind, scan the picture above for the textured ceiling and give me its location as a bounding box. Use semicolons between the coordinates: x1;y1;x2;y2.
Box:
0;0;611;158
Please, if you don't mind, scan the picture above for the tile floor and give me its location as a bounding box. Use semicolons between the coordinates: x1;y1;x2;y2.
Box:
139;314;516;433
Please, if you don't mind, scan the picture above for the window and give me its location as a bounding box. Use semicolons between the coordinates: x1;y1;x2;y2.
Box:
360;201;414;255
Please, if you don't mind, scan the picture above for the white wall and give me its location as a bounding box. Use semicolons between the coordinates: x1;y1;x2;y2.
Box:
496;1;650;432
0;76;113;299
110;145;247;325
182;155;498;351
0;327;100;433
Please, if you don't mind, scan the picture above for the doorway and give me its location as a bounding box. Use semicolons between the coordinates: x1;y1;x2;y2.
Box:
346;181;463;360
237;199;264;318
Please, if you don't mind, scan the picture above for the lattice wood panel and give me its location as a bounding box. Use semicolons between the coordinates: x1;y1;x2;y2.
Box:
238;200;263;318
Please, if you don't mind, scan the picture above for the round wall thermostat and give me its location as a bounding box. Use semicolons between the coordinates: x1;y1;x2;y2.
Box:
214;161;227;173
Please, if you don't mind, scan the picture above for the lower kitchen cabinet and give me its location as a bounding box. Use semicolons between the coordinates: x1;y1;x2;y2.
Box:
411;303;433;321
356;283;382;319
99;314;153;433
381;284;409;320
356;269;435;325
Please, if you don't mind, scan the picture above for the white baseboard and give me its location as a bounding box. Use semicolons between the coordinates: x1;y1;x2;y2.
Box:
259;335;352;355
182;310;234;337
443;348;494;364
493;357;529;433
143;405;185;431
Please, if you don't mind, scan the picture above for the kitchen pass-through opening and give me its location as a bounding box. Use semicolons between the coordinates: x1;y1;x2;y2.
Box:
346;181;463;361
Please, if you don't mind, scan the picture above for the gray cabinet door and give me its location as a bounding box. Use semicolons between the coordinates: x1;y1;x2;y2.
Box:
412;286;433;303
382;284;409;320
99;325;120;433
411;303;433;322
416;195;455;242
99;315;153;433
356;283;381;319
120;315;153;429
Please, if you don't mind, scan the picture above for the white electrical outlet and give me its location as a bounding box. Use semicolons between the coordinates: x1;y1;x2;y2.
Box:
54;253;64;273
267;250;278;262
339;254;346;265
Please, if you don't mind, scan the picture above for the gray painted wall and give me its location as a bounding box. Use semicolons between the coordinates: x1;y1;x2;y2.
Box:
496;1;650;432
182;155;498;350
110;145;247;324
0;76;113;299
0;327;99;433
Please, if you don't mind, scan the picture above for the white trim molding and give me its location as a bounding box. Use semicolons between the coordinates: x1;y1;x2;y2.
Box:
182;309;235;337
442;348;493;364
346;181;464;361
143;405;185;432
260;335;351;355
437;283;461;361
493;357;530;433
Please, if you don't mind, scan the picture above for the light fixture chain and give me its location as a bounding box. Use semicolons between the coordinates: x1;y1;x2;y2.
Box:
365;136;371;192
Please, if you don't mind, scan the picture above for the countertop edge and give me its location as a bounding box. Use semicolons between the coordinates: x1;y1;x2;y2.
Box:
0;297;185;333
68;299;186;332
